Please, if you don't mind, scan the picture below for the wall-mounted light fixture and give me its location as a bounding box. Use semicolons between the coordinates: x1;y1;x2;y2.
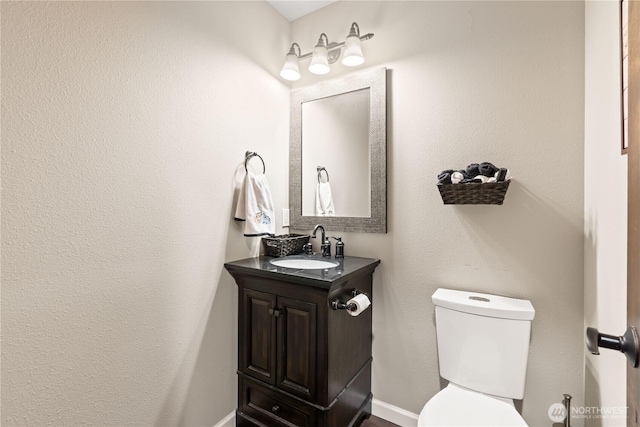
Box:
279;22;374;81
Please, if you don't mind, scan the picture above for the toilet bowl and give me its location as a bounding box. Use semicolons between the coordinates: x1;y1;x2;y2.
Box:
419;288;535;426
418;383;527;426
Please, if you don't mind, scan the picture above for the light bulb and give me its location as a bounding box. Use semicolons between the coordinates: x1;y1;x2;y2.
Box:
342;35;364;66
309;35;330;75
280;52;300;81
342;24;365;66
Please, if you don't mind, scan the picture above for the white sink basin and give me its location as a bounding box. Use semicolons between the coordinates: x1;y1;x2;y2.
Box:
270;258;339;270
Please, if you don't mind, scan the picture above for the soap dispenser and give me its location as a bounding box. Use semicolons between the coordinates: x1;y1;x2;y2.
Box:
332;237;344;258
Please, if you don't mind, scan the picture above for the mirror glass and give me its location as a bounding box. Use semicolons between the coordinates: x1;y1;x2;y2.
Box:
301;88;371;217
290;67;386;233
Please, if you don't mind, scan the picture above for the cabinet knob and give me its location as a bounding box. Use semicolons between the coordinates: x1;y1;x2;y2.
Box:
268;309;281;317
272;405;280;413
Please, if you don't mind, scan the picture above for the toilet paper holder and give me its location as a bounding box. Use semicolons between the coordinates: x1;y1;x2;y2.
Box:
331;289;369;311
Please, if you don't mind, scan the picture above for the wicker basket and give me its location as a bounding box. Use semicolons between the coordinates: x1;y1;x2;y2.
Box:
437;180;511;205
262;234;311;257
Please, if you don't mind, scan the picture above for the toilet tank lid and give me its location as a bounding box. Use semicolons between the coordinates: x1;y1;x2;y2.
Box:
432;288;535;321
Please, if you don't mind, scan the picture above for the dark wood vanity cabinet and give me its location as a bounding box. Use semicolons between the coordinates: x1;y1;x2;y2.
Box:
224;256;380;427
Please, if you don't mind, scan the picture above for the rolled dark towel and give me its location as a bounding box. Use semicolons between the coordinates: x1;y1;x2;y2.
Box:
479;162;499;177
465;163;480;178
438;169;454;185
496;168;508;182
461;177;483;184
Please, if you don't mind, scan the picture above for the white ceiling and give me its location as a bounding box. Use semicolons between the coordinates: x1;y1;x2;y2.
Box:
267;0;336;21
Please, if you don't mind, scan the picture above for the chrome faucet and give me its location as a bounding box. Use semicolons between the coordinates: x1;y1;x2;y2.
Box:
312;224;331;257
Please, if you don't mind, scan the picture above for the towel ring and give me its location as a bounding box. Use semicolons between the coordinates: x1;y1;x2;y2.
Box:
317;166;329;183
245;151;266;174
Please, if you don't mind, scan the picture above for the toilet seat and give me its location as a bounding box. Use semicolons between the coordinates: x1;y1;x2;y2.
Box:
418;383;528;426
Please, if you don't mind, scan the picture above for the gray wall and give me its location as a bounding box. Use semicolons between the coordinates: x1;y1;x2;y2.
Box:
291;2;585;425
1;2;290;425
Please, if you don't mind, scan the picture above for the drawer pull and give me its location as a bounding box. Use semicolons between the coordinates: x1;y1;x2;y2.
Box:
272;405;280;413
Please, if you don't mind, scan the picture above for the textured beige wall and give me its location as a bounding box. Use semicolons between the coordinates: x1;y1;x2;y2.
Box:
1;2;290;425
291;2;585;425
584;1;628;425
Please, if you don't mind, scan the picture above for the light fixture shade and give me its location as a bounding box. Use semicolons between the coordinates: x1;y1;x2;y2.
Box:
309;44;330;75
280;52;301;81
342;34;365;66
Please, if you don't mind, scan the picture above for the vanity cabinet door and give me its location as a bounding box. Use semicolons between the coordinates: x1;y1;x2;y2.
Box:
241;289;277;386
241;284;319;400
276;296;317;401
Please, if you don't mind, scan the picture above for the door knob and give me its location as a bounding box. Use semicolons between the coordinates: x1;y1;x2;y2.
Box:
585;326;639;368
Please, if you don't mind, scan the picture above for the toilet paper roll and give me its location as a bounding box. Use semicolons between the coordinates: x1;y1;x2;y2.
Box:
347;293;371;317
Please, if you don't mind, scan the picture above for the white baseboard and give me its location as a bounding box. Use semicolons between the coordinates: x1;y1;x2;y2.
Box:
212;410;235;427
372;399;419;427
212;400;419;427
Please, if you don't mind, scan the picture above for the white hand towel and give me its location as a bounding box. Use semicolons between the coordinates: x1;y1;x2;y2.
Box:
451;171;465;184
472;175;490;183
492;169;513;181
234;171;275;236
316;181;335;216
504;169;513;180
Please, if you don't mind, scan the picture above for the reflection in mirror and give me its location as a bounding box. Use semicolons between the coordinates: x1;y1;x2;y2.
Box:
302;88;371;217
290;67;386;233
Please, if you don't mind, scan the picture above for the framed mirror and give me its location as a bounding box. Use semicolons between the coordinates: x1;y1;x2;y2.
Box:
290;67;387;233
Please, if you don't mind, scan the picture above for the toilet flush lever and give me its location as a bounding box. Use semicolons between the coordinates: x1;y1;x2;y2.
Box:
585;326;639;367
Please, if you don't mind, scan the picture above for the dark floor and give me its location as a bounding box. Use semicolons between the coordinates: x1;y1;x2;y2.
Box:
361;415;400;427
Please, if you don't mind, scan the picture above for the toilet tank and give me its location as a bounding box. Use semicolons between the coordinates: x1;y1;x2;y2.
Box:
432;288;535;400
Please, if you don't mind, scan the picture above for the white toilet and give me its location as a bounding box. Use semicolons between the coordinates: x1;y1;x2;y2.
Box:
418;288;535;426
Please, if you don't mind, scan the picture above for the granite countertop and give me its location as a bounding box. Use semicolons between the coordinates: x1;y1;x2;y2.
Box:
224;254;380;289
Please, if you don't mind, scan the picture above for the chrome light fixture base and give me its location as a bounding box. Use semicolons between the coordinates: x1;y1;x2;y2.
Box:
327;42;341;64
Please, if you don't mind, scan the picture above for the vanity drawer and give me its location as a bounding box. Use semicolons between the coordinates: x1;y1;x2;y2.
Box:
240;377;316;427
